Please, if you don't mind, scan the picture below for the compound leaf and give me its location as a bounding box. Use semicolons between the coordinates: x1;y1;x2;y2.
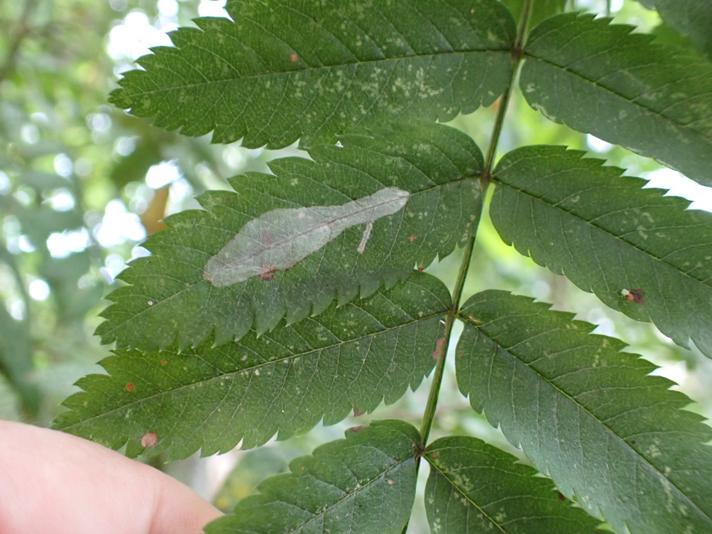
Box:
456;290;712;533
491;145;712;360
424;436;601;533
111;0;515;148
96;121;482;350
56;274;448;458
520;13;712;186
205;420;420;534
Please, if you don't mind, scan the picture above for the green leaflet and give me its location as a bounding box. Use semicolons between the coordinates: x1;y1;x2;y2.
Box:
638;0;712;58
520;13;712;186
456;290;712;533
491;145;712;360
650;21;698;52
97;121;482;350
55;274;449;458
424;436;600;533
205;420;420;534
110;0;515;148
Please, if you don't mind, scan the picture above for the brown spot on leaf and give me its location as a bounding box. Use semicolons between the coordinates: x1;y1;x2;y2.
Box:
417;264;425;272
353;407;364;417
159;359;168;366
125;383;135;393
407;234;417;243
259;264;277;281
429;450;440;460
347;425;364;433
289;52;299;63
557;491;566;501
141;431;158;448
622;288;644;303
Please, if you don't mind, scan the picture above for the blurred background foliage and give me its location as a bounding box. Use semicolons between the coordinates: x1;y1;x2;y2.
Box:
2;0;712;530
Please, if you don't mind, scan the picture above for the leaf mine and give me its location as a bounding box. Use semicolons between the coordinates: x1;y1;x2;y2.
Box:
204;187;410;287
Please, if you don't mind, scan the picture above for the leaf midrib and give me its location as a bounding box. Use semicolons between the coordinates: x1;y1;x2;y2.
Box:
425;455;508;533
523;52;711;139
63;309;447;429
460;315;712;528
493;178;712;289
118;46;513;98
286;455;414;533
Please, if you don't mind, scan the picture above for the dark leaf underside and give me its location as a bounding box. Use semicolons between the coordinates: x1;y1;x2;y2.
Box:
457;290;712;533
425;436;601;533
491;145;712;360
206;420;420;533
111;0;516;148
521;13;712;186
57;274;449;458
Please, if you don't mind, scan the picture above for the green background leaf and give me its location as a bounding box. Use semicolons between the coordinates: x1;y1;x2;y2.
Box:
520;13;712;186
110;0;515;148
456;290;712;533
56;274;449;458
491;145;712;360
501;0;566;27
206;420;420;534
639;0;712;57
97;121;482;350
425;436;600;533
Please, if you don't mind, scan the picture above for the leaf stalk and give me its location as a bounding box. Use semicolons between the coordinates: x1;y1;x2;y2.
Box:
417;0;536;448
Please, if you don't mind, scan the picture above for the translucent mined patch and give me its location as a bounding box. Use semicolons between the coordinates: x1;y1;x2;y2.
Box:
204;187;410;287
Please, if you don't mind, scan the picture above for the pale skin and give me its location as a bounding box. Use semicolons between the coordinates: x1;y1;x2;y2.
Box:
0;420;221;533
